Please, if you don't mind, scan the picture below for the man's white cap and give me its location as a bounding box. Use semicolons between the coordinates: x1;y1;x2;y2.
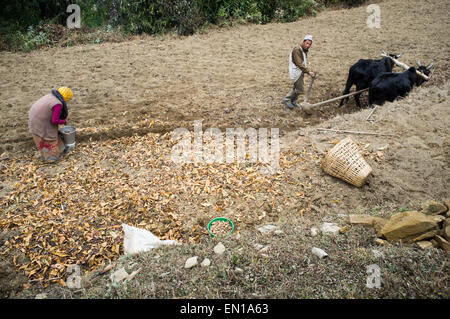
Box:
304;34;313;42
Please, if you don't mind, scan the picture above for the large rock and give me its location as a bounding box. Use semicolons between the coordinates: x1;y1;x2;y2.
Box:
320;223;340;235
373;217;388;235
431;215;446;223
416;241;433;250
348;214;388;235
185;256;199;269
435;235;450;252
411;230;440;242
421;201;448;215
312;247;328;259
258;225;278;234
445;199;450;217
110;267;140;284
201;258;211;267
444;218;450;241
214;242;226;255
379;211;439;243
348;214;375;226
375;238;389;246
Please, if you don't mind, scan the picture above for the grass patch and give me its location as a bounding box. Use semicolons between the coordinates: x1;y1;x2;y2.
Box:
23;216;449;299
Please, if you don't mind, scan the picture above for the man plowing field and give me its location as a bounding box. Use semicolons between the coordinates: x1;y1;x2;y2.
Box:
282;34;316;109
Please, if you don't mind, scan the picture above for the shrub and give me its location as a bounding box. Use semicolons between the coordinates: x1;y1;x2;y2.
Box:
278;0;318;22
22;26;51;51
118;0;204;36
317;0;365;7
0;0;367;51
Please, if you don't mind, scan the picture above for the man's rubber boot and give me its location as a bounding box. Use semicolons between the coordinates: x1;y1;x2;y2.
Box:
282;99;294;109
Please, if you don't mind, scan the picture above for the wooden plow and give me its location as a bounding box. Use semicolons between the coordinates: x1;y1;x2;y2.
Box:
297;75;369;114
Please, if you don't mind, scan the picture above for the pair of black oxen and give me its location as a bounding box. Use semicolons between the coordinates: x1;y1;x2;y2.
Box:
338;53;433;108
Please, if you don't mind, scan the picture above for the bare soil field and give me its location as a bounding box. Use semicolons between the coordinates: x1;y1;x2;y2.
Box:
0;0;449;156
0;0;449;299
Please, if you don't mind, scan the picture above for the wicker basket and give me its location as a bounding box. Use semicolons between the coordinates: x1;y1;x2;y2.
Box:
321;137;372;187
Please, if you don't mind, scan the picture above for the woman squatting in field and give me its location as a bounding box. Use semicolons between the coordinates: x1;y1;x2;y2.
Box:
28;87;73;163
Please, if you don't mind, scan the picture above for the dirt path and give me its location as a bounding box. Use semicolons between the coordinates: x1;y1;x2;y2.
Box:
0;0;449;156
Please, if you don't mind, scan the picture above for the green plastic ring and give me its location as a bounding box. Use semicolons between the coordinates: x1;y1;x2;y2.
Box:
207;217;234;238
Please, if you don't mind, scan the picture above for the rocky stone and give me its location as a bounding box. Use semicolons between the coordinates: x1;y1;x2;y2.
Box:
348;214;375;226
348;214;388;234
431;215;446;223
258;225;278;234
444;199;450;208
375;238;389;246
110;267;140;283
320;222;340;235
35;293;48;299
435;235;450;252
214;242;226;255
416;241;434;250
110;268;129;283
443;199;450;217
430;239;439;247
444;219;450;240
311;247;328;259
373;217;388;235
184;256;198;269
234;267;244;274
200;258;211;267
421;201;448;215
379;211;439;243
310;227;319;237
411;229;440;242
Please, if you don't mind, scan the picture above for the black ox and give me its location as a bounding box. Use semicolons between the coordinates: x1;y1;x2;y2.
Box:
368;62;432;106
339;53;401;108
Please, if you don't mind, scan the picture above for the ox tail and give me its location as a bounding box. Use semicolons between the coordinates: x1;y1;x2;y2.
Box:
338;74;353;107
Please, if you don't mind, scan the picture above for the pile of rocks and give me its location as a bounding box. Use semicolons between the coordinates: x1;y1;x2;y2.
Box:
348;200;450;251
184;242;225;269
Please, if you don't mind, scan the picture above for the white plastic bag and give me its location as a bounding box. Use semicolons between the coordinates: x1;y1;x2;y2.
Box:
122;223;179;255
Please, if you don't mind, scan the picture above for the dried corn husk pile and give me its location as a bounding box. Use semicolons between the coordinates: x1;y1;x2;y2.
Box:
0;131;312;286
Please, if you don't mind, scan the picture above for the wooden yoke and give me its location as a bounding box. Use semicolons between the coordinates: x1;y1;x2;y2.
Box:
381;51;430;81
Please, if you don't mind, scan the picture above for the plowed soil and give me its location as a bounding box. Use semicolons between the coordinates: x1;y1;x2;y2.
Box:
0;0;448;156
0;0;449;298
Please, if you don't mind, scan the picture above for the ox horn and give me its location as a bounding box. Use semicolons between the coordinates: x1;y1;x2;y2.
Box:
417;60;421;66
427;62;434;69
396;53;402;58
